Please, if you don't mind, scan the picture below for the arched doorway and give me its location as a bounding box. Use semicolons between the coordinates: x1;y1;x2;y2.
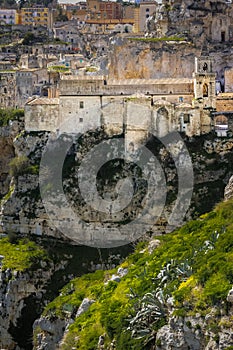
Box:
156;107;169;137
214;115;228;137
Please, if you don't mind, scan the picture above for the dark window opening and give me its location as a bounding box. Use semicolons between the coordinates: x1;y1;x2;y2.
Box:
221;31;226;42
80;101;84;108
79;117;83;122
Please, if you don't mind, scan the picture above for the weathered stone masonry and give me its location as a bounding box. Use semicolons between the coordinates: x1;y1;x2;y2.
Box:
25;57;217;147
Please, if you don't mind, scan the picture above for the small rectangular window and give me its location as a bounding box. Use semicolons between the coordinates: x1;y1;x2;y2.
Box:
80;101;84;108
79;117;83;122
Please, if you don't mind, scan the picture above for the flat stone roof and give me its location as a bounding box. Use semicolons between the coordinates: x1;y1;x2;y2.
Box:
60;76;193;85
61;75;105;80
26;98;59;105
107;78;193;85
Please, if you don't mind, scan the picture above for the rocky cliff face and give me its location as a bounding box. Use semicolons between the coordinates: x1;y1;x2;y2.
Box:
156;312;233;350
1;129;233;241
224;175;233;201
1;123;233;349
146;0;231;41
108;40;199;79
0;262;56;350
107;38;233;81
30;195;233;350
0;121;23;199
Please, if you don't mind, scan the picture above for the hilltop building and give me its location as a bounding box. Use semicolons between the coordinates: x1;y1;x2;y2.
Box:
25;57;223;147
17;7;54;29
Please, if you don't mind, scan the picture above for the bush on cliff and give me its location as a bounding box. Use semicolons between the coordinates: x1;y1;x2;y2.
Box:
0;237;47;271
0;108;24;127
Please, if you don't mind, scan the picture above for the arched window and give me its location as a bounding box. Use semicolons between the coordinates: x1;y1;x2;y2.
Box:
203;83;208;97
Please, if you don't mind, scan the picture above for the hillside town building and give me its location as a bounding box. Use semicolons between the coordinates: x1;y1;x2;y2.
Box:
0;9;17;25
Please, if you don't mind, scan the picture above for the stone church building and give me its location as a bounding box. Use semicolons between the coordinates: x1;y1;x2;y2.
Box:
25;56;219;146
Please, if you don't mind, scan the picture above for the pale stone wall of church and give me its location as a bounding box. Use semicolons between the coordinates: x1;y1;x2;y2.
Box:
102;96;125;136
25;56;217;140
125;98;152;149
59;95;102;134
25;103;59;132
24;95;206;140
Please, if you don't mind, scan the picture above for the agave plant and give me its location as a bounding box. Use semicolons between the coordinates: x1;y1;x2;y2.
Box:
154;259;193;288
197;229;223;255
127;258;193;345
127;287;167;344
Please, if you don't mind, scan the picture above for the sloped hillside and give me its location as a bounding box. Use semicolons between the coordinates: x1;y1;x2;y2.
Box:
34;198;233;350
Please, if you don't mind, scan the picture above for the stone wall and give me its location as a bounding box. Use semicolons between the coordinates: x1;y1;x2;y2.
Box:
24;94;208;139
25;98;60;133
0;72;16;108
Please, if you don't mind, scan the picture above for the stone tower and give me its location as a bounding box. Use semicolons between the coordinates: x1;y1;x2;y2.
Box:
193;56;216;109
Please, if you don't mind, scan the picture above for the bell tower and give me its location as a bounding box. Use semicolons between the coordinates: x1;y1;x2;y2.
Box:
193;56;216;109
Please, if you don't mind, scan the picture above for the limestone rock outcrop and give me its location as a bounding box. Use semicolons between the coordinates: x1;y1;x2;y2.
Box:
156;313;233;350
0;264;54;350
224;175;233;201
33;316;68;350
1;129;233;242
145;0;231;46
33;297;96;350
0;121;23;199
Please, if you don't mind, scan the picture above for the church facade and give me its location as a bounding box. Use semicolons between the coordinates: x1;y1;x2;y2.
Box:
25;56;218;146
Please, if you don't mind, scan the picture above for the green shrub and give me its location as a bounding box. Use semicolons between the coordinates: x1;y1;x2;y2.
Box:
0;108;24;127
22;32;35;45
0;237;47;271
128;36;186;42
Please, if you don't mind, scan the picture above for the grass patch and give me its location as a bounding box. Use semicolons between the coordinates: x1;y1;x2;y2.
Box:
48;65;70;73
128;36;186;42
0;237;48;271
